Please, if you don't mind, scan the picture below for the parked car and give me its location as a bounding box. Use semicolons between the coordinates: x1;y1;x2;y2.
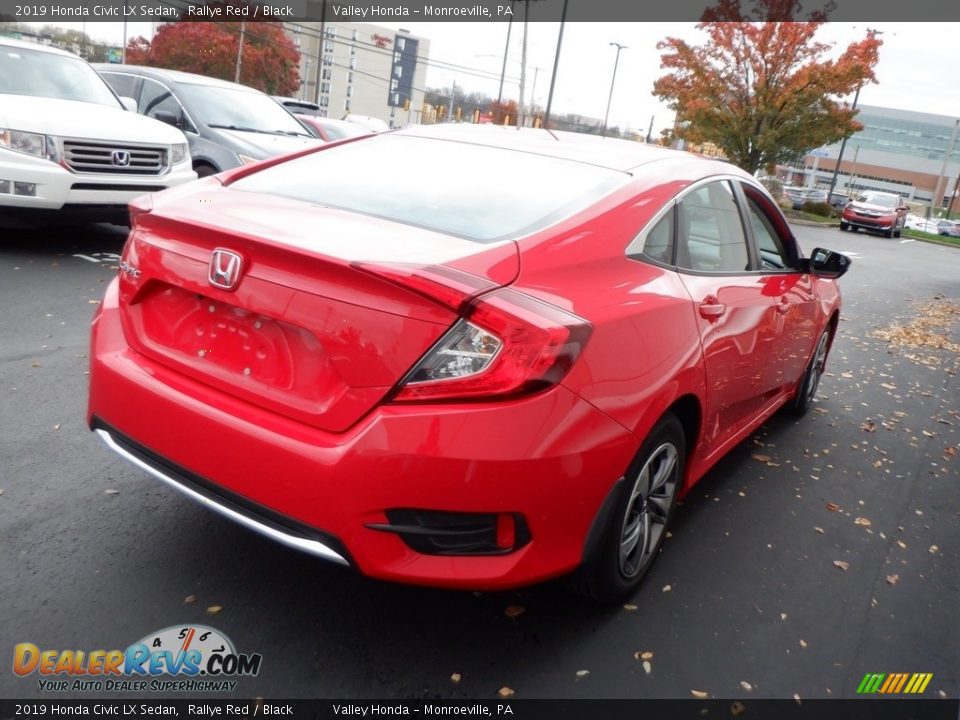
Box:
783;187;828;210
295;115;370;143
828;192;851;209
272;96;323;117
95;65;322;177
343;113;390;132
840;191;908;237
88;125;849;601
0;38;195;223
937;219;960;237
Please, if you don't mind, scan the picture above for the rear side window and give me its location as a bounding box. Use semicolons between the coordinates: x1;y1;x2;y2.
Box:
230;135;628;242
100;71;137;99
676;181;750;273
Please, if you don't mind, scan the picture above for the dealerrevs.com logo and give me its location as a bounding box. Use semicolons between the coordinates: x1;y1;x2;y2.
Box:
14;625;262;693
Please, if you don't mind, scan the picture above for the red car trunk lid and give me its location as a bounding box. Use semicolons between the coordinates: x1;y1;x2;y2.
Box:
117;188;519;432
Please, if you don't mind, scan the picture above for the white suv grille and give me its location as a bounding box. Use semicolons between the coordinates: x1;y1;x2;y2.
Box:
63;140;168;175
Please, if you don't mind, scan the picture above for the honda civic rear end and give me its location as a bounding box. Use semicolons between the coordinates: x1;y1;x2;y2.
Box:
87;129;643;590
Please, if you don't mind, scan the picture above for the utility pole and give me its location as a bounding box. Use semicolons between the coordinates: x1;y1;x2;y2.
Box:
929;118;959;219
496;1;514;108
602;43;627;138
517;1;529;129
121;1;127;63
234;21;245;84
543;0;568;129
646;115;654;143
314;1;327;107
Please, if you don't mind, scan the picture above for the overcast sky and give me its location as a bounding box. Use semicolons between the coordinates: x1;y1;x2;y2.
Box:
28;21;960;136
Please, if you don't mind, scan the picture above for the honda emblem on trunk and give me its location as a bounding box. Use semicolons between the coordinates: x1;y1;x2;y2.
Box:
208;249;244;290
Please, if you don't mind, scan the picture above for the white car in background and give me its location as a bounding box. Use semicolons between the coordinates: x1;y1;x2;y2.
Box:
0;37;195;224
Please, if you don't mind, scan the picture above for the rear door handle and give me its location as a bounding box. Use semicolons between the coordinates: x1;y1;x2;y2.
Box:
699;300;726;319
776;298;791;314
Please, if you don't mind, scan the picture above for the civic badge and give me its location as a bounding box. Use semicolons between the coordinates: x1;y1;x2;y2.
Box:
208;248;244;291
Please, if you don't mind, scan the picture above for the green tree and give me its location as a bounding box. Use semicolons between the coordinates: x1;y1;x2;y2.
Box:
653;1;882;174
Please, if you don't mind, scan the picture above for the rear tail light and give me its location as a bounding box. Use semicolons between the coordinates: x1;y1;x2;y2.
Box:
393;287;592;402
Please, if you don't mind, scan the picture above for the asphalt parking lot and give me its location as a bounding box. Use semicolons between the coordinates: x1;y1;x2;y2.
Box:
1;221;957;700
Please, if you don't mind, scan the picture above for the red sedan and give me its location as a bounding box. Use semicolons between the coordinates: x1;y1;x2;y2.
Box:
87;125;849;601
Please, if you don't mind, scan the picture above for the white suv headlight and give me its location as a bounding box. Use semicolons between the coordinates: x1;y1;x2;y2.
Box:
170;143;189;165
0;129;50;158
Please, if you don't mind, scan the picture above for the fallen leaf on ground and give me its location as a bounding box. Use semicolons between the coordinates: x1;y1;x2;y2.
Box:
498;687;515;698
184;595;196;604
731;701;746;717
623;604;638;611
896;539;907;549
662;585;672;592
886;574;899;585
639;651;653;660
825;502;841;512
504;605;525;619
814;527;825;534
104;489;120;495
751;454;771;463
860;421;876;432
450;673;462;684
780;613;788;620
642;661;652;675
799;639;807;648
206;605;222;614
575;670;589;678
929;545;940;554
833;560;850;571
854;517;872;527
690;690;708;699
740;681;753;692
53;423;61;431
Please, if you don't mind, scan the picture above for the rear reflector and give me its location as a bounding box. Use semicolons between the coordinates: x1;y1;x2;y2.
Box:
367;509;530;555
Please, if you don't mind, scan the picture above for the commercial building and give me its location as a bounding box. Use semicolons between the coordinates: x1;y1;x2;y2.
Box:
286;23;430;128
792;105;960;210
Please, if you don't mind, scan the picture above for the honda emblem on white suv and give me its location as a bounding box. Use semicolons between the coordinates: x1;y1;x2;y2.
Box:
111;150;131;167
208;249;244;290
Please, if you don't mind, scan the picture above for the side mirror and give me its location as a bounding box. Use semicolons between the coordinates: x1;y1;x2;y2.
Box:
807;247;850;279
154;110;182;128
119;96;138;113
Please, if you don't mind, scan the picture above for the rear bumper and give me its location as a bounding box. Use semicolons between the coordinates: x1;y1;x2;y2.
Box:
88;279;638;590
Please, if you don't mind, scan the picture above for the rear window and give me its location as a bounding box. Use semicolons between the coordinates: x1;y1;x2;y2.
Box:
230;135;628;242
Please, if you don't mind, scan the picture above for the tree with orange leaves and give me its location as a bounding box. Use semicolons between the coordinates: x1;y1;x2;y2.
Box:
125;20;299;96
653;0;881;174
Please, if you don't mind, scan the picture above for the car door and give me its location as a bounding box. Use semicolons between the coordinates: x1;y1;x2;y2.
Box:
737;182;820;393
674;179;777;454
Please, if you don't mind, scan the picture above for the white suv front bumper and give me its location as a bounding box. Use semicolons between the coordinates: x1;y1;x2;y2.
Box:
0;146;196;211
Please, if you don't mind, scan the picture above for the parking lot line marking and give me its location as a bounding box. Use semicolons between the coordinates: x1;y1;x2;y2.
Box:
73;254;102;264
899;239;915;244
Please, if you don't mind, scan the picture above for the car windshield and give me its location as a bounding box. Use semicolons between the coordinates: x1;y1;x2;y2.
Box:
177;83;313;137
0;45;121;107
856;192;898;208
231;134;628;242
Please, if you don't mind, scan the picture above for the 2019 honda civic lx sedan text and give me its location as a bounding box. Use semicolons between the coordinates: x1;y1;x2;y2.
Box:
88;125;849;601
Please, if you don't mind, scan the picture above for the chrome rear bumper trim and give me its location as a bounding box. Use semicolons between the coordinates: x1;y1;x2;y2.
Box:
94;428;350;567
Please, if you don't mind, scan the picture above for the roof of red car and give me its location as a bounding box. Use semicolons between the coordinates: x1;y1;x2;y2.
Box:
396;123;699;174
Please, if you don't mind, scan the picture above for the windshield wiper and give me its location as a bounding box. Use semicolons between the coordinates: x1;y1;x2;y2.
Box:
209;124;310;138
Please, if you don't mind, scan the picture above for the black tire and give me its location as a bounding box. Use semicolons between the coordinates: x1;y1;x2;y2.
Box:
194;163;218;178
568;413;685;603
886;225;896;239
839;222;849;232
791;327;831;416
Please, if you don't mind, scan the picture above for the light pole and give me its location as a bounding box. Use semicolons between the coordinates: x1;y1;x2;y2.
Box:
929;118;959;219
543;0;568;129
602;42;627;139
827;84;860;200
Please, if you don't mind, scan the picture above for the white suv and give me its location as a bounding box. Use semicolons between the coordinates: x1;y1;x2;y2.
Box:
0;38;196;222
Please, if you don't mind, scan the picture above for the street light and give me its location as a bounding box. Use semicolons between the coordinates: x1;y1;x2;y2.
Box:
602;42;627;139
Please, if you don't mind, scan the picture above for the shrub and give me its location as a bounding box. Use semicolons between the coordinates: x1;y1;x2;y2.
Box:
803;201;836;218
